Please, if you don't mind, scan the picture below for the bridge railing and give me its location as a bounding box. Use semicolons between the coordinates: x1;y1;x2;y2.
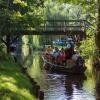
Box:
5;19;86;35
39;20;86;32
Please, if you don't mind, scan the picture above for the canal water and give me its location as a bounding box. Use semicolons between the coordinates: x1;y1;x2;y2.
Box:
16;43;100;100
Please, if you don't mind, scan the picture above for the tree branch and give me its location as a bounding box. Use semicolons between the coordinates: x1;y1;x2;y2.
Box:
1;38;7;45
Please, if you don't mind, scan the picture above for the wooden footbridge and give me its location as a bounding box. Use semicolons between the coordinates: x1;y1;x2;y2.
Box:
7;19;86;36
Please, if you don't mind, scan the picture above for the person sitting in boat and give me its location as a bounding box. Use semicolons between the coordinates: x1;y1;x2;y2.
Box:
44;46;53;61
49;46;55;56
71;51;84;67
49;46;55;63
59;48;66;65
71;51;79;61
52;47;60;64
65;44;74;59
76;55;85;67
45;46;52;54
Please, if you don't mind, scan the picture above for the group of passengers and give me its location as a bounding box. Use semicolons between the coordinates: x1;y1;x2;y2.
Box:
44;44;84;67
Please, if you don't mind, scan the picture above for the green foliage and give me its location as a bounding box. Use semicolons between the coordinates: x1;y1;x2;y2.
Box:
78;29;95;59
0;0;44;55
44;0;98;23
0;0;43;35
13;0;27;7
44;0;84;20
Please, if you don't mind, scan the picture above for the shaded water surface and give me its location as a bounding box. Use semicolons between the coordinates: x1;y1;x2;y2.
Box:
17;45;100;100
41;72;95;100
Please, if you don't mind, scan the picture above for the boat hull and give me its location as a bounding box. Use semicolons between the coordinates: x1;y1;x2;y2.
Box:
42;56;86;74
44;63;86;74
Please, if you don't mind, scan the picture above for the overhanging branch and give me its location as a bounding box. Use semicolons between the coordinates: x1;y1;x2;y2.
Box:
1;38;7;45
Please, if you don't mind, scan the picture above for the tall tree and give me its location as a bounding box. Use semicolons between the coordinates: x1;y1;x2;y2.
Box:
96;0;100;52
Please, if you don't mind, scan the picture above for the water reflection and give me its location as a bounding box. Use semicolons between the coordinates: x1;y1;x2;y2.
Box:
43;74;66;100
65;76;73;99
28;52;47;89
16;43;33;69
65;75;86;100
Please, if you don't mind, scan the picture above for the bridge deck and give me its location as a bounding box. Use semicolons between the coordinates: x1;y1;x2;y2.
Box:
5;20;86;35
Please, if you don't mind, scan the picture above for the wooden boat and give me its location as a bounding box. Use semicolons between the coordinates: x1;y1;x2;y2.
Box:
42;55;87;74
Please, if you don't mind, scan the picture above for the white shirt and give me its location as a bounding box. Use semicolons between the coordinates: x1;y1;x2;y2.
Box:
71;53;80;61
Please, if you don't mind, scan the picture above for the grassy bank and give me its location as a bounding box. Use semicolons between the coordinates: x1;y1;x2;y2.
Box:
0;59;37;100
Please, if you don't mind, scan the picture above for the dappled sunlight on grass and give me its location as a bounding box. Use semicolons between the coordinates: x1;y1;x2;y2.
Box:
0;81;35;100
1;81;17;92
17;88;34;99
0;75;16;86
0;60;37;100
0;89;36;100
0;71;33;90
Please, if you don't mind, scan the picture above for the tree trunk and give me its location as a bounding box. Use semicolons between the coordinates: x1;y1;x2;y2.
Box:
6;35;11;54
96;0;100;52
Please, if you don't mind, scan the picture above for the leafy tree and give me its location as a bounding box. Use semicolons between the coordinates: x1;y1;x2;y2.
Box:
96;0;100;52
0;0;43;53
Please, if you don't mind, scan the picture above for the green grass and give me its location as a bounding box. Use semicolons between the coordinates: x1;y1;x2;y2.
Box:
0;60;37;100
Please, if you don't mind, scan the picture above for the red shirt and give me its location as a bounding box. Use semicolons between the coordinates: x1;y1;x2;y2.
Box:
59;52;66;61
